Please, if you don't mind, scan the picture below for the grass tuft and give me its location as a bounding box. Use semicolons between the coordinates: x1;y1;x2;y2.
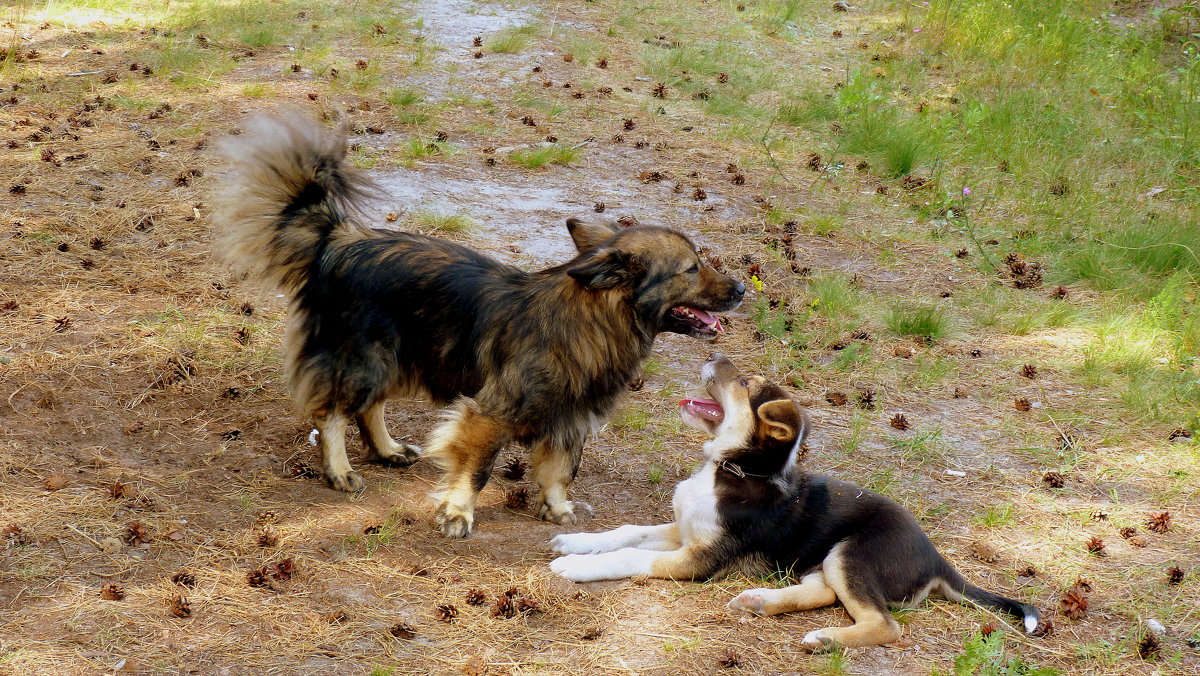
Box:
508;144;582;169
411;210;479;233
486;23;539;54
884;304;952;341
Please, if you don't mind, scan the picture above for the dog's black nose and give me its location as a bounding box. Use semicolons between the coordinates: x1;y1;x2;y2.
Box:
733;281;746;296
708;352;723;362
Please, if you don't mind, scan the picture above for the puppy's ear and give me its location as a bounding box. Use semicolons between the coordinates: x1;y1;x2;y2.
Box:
567;247;639;290
756;399;801;442
567;216;621;253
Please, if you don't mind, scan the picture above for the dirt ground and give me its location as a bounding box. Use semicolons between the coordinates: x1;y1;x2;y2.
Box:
2;1;1198;674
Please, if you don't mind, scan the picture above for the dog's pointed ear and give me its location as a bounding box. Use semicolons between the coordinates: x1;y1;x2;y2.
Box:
567;247;638;290
566;216;621;253
757;399;801;443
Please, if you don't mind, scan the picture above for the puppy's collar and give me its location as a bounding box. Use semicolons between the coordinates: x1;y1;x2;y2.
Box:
714;459;771;479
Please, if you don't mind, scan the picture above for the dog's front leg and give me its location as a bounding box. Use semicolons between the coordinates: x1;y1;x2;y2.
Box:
531;434;591;525
426;400;511;538
550;546;706;583
551;523;681;554
315;412;363;492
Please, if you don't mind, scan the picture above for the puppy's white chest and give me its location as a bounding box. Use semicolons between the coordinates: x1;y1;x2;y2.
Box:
672;464;721;546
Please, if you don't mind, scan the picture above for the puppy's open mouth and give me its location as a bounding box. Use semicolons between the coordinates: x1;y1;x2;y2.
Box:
669;306;723;336
679;397;724;423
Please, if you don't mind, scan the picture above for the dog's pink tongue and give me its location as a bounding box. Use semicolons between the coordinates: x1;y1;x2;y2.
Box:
679;398;724;422
689;307;723;333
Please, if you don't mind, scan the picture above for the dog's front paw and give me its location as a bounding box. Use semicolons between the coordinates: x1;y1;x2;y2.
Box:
801;629;837;654
434;504;474;538
728;589;770;616
549;554;608;582
539;500;593;525
551;533;602;555
549;548;654;582
325;470;365;493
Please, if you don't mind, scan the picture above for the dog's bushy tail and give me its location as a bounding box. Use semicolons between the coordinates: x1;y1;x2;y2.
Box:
213;110;375;293
938;567;1040;634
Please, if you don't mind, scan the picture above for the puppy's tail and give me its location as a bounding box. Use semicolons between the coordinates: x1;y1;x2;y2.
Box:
213;110;375;294
938;567;1040;634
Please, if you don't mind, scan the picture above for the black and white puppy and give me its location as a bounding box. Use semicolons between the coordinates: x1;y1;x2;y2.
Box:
550;353;1039;652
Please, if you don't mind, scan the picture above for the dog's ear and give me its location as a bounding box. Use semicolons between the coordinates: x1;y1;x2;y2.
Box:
756;399;801;443
566;216;621;253
567;247;639;290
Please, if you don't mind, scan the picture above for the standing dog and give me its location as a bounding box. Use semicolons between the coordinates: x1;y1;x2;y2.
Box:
214;113;745;537
550;354;1040;651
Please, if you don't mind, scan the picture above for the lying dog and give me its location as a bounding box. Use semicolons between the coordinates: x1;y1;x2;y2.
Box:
550;354;1040;651
214;112;744;537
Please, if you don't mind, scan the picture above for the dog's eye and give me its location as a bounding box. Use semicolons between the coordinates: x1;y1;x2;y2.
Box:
739;378;750;388
686;263;699;274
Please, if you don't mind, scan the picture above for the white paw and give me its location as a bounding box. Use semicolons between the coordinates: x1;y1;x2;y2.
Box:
550;532;617;555
728;588;771;615
801;629;835;653
549;549;655;582
550;554;608;582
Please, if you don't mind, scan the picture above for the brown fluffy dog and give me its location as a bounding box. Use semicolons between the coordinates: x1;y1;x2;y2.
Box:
214;113;745;536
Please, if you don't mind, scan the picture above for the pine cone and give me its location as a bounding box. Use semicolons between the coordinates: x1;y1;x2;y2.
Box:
1060;587;1088;620
1167;566;1185;586
435;604;458;623
1146;511;1171;533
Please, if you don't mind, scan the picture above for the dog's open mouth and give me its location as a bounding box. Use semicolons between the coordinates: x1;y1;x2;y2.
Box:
679;397;724;423
669;306;723;336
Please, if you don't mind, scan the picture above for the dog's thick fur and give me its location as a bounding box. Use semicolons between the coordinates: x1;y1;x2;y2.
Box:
214;112;745;537
550;354;1040;651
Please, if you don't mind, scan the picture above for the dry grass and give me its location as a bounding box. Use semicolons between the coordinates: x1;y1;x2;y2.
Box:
1;1;1198;674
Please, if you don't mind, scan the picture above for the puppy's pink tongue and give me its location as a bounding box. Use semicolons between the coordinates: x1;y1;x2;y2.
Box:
679;398;724;422
690;307;723;332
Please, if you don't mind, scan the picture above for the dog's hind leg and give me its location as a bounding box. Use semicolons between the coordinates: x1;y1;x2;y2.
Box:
728;571;838;617
357;401;421;467
316;412;363;492
531;434;591;525
798;544;901;652
427;399;511;538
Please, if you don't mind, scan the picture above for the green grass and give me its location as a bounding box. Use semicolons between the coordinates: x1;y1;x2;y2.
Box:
815;645;849;676
411;210;478;234
733;0;1200;433
385;87;424;107
486;23;539;53
841;105;936;178
807;275;860;317
240;83;272;98
566;35;606;66
973;502;1016;528
613;407;651;430
754;0;815;37
647;465;664;484
508;144;582;169
385;88;429;125
889;428;945;465
838;411;870;455
400;138;459;162
807;214;842;237
934;630;1061;675
884;304;952;341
